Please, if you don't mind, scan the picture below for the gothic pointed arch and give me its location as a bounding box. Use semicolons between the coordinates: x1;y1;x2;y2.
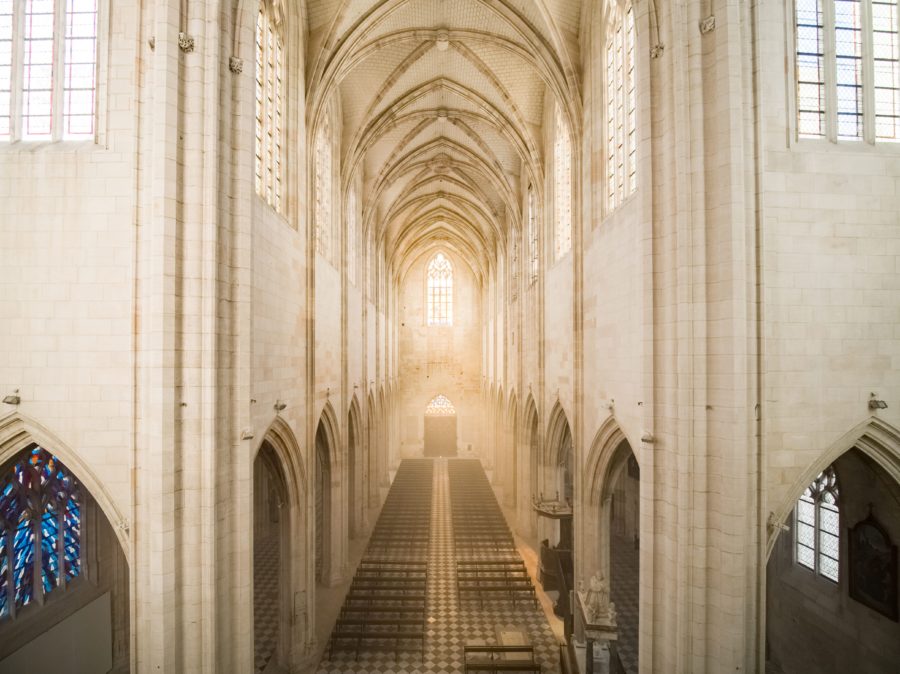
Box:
767;417;900;558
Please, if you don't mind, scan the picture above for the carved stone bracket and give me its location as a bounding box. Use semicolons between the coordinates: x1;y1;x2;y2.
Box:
229;56;244;74
178;32;195;53
700;15;717;34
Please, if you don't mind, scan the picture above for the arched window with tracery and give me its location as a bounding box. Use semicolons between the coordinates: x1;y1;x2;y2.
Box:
795;0;900;141
0;446;82;620
426;252;453;326
796;465;840;582
314;117;332;260
0;0;100;141
509;228;519;302
606;3;637;212
425;394;456;416
255;1;284;210
347;185;358;286
553;103;572;260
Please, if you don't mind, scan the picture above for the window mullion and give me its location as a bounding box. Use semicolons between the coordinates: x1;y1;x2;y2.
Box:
52;0;65;141
11;0;24;141
825;0;839;141
862;0;877;142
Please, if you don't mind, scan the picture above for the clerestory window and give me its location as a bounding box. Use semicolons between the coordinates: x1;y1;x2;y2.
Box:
527;185;538;285
255;1;284;210
314;117;332;259
0;0;99;142
606;3;636;212
795;465;840;582
347;185;358;286
426;252;453;326
553;103;572;260
796;0;900;141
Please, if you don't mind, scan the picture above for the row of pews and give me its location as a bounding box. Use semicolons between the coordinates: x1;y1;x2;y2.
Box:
327;459;433;661
448;459;542;673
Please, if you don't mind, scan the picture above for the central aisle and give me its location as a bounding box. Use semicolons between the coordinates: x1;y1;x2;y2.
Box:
316;458;560;673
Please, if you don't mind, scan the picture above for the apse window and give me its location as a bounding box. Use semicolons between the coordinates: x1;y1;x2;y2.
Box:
255;1;284;210
606;4;637;212
426;252;453;326
0;446;82;620
795;465;840;582
795;0;900;141
0;0;100;142
554;104;572;260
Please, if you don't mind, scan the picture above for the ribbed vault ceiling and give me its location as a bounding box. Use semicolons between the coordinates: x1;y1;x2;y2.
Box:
306;0;584;283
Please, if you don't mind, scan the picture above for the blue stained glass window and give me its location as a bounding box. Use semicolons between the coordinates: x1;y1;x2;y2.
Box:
0;445;81;621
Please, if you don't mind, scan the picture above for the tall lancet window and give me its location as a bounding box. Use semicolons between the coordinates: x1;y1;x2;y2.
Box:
796;465;840;582
1;0;100;141
314;117;332;259
795;0;900;141
527;185;538;284
554;103;572;260
255;1;284;210
0;446;82;620
347;186;358;286
426;252;453;326
606;3;637;212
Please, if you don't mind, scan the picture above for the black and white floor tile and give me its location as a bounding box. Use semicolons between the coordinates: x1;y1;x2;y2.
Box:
315;458;560;673
254;536;280;673
609;534;639;674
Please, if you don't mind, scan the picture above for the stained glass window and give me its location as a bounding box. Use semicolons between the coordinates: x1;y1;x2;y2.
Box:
796;0;900;141
315;117;332;260
426;252;453;326
1;0;98;142
554;104;572;260
0;445;81;621
255;2;284;210
796;465;840;582
425;394;456;416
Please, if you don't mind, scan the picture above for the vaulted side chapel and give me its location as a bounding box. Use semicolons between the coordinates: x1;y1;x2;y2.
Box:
1;1;900;673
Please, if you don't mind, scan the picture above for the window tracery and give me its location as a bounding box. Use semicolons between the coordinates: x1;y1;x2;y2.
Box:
606;4;637;212
1;0;99;142
426;252;453;326
255;1;284;210
796;465;840;582
796;0;900;140
315;117;333;259
0;446;82;621
554;103;572;260
425;394;456;416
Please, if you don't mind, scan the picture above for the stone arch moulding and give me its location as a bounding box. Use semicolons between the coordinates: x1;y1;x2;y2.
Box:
766;416;900;560
585;415;637;507
545;401;572;468
0;411;131;564
255;415;307;507
315;400;342;472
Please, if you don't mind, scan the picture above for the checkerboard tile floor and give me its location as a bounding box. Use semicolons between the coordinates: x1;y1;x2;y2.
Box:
254;536;280;673
316;458;560;673
609;534;639;674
